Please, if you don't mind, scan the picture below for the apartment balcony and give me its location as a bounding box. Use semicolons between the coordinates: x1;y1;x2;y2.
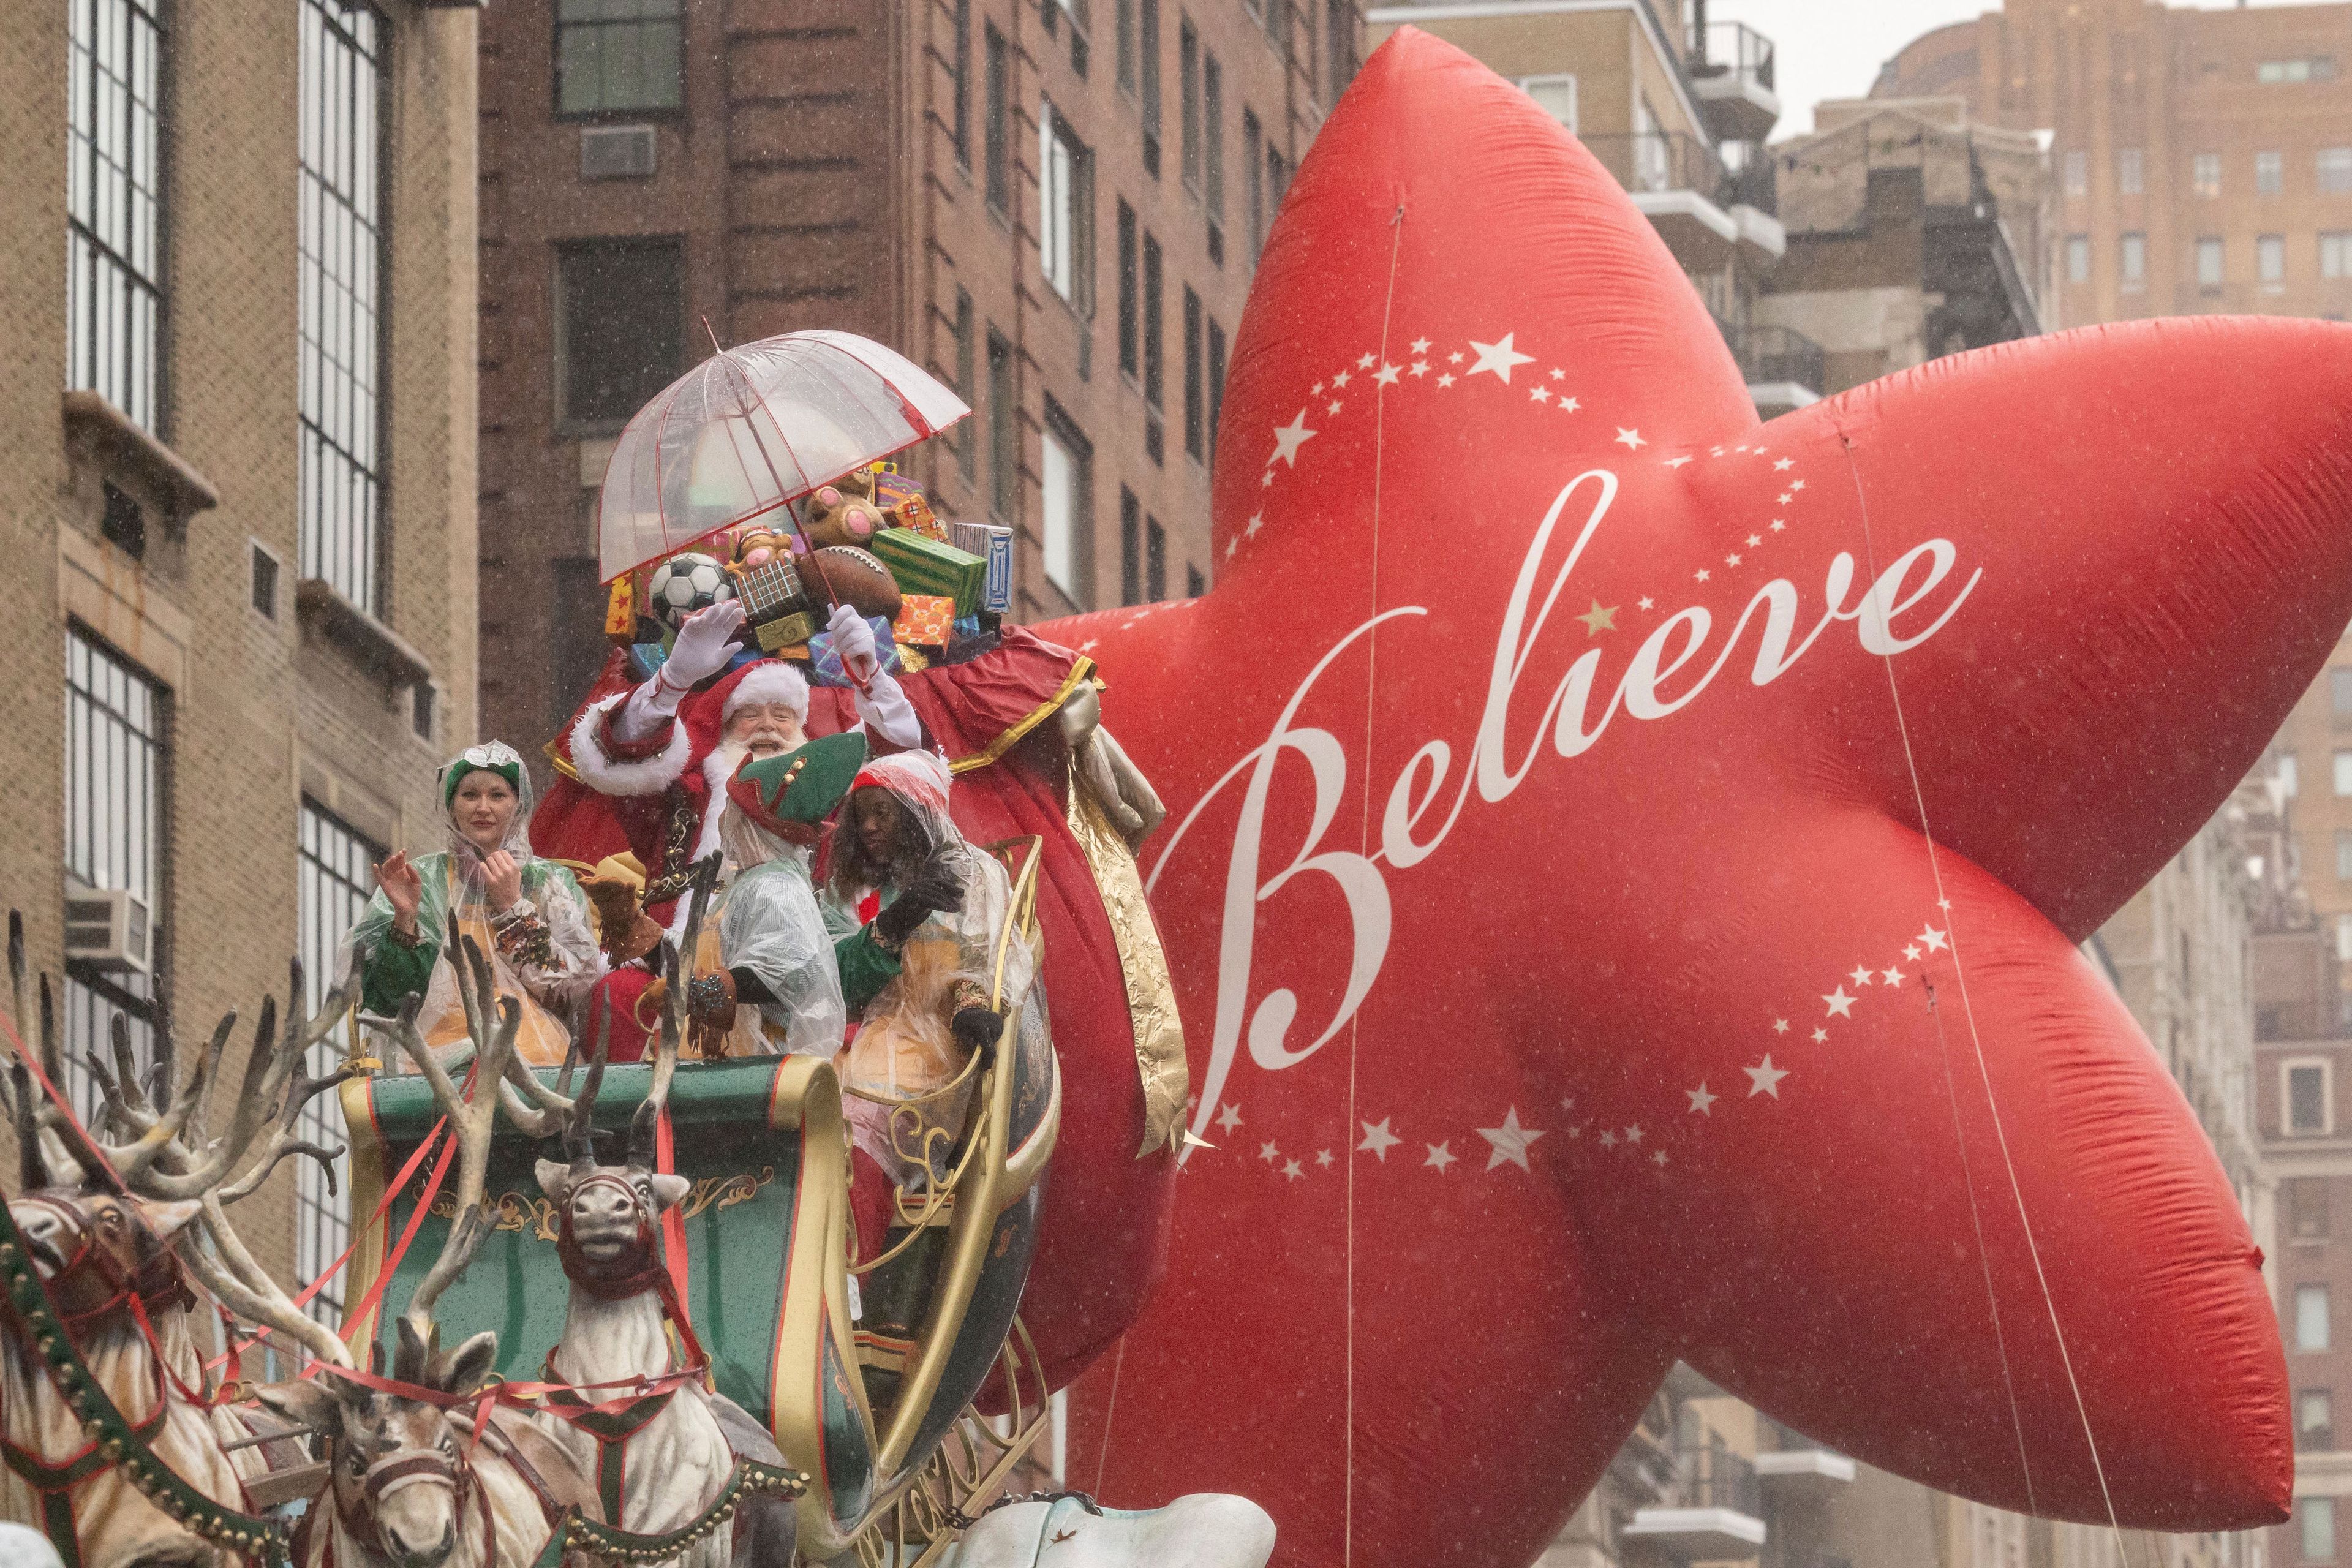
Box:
1722;323;1825;415
1687;20;1781;142
1755;1445;1858;1501
1720;142;1784;261
1583;132;1736;269
1624;1445;1767;1561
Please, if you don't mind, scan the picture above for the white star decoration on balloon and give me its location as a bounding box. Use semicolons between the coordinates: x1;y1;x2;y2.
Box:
1204;910;1948;1183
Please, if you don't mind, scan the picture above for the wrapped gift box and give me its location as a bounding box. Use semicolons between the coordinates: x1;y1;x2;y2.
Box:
872;529;986;614
892;593;957;650
948;521;1014;614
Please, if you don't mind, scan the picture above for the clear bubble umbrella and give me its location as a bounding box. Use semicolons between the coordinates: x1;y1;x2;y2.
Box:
594;328;971;583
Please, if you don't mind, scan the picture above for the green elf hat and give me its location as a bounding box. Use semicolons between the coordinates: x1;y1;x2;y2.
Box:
726;731;869;846
440;741;525;810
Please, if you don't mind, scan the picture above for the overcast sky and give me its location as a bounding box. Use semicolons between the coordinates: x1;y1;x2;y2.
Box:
1711;0;2335;138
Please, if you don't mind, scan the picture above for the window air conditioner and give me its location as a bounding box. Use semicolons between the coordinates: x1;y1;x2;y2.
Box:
581;125;657;181
64;884;151;975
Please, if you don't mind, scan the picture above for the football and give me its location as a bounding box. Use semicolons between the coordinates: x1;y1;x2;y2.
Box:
646;551;735;635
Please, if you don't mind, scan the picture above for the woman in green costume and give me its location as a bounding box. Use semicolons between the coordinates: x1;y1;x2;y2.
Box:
341;742;600;1068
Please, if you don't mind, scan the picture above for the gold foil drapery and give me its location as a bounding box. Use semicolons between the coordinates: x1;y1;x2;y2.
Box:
1066;769;1189;1156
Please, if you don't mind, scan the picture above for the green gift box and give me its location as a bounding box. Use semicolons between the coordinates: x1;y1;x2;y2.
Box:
871;527;986;615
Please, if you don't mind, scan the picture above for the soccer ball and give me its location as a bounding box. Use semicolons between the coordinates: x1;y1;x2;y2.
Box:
647;551;735;635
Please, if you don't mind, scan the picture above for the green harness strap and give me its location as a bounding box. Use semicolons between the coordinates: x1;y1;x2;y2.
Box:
0;1199;288;1567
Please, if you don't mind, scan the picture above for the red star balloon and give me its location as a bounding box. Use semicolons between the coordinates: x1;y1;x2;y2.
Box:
1005;25;2346;1568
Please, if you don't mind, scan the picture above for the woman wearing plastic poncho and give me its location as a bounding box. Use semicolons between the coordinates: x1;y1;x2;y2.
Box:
821;750;1038;1260
344;743;601;1068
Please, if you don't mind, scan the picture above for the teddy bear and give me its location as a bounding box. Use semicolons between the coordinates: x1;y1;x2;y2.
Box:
800;468;889;551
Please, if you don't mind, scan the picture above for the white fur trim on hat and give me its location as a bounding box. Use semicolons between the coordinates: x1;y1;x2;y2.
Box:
722;661;811;723
851;749;953;814
569;691;694;798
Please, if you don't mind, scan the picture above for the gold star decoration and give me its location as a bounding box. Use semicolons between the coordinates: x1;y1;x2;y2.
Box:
1576;599;1618;636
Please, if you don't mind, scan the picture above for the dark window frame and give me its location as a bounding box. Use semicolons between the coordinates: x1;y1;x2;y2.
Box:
1179;18;1201;195
552;0;686;121
984;23;1011;216
951;0;972;170
1120;486;1142;605
1117;200;1140;379
1182;284;1204;461
554;236;687;435
1140;0;1163;178
68;0;169;437
987;326;1017;521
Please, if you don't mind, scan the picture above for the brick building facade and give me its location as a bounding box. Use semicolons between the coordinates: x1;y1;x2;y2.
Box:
476;0;1363;762
0;0;478;1311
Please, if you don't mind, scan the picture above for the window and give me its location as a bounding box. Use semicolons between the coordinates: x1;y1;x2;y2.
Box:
1518;73;1578;132
100;482;145;560
1117;202;1139;379
2195;238;2223;292
1183;285;1204;461
984;25;1009;213
2263;234;2288;290
1117;0;1136;93
2263;57;2338;84
2063;149;2087;196
251;542;281;620
297;802;380;1324
2260;150;2284;196
2291;1060;2334;1134
1046;0;1090;77
2280;753;2302;797
2306;1498;2339;1563
1268;144;1292;211
1265;0;1287;51
68;0;166;435
1324;0;1354;105
2294;1179;2332;1241
62;627;166;1129
2334;828;2351;880
2193;152;2221;198
2337;667;2352;717
2118;148;2143;195
987;328;1015;521
2329;747;2351;792
2304;1389;2337;1451
1245;110;1266;258
1143;232;1164;462
1140;0;1161;178
1208;317;1227;466
1147;514;1167;601
2339;913;2352;964
1180;19;1200;195
2066;235;2090;284
951;0;971;170
555;0;683;116
557;239;682;431
2304;1285;2335;1352
1039;100;1094;309
1187;563;1205;597
1120;488;1141;605
954;288;976;481
2325;148;2352;195
2120;232;2146;289
1041;405;1090;606
2326;234;2352;279
1204;50;1226;261
299;0;388;611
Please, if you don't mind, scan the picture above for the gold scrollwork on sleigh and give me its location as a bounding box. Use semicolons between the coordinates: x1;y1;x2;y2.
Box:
425;1167;777;1242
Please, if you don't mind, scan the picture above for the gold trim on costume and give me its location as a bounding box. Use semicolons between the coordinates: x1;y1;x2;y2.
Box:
946;658;1098;775
1066;769;1190;1156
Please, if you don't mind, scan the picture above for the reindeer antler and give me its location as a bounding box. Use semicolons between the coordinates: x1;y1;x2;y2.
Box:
627;856;712;1172
375;938;521;1337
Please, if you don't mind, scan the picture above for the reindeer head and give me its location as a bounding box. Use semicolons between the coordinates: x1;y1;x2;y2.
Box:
532;1044;687;1277
255;1319;499;1568
7;1187;197;1325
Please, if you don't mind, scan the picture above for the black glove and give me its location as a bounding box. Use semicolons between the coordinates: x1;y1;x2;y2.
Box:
952;1006;1005;1066
873;860;965;946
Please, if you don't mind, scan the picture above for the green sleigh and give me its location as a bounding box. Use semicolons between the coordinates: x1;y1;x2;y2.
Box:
336;840;1061;1565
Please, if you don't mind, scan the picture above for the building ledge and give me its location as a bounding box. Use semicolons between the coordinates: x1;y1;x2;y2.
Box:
1625;1506;1767;1557
1730;203;1785;261
61;390;220;521
1755;1449;1855;1481
1631;189;1738;268
297;578;432;690
2296;1450;2352;1495
1694;74;1781;142
1748;380;1820;416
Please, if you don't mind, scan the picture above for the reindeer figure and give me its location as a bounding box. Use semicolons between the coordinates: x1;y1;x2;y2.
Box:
0;908;331;1568
526;1037;735;1567
92;937;598;1568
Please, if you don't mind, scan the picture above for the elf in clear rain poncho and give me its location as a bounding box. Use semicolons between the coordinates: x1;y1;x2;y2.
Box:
823;751;1036;1234
680;733;874;1059
344;742;601;1067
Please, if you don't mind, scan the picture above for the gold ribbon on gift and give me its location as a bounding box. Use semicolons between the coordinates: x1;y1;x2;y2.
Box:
1065;766;1189;1157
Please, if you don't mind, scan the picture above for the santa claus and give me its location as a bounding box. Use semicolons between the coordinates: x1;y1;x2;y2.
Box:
532;599;921;920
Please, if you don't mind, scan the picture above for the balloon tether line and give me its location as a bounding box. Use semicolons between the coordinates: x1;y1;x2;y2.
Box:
1343;199;1407;1568
1836;427;2129;1566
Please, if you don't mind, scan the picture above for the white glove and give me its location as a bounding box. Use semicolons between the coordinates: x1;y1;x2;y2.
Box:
616;599;744;741
827;603;878;684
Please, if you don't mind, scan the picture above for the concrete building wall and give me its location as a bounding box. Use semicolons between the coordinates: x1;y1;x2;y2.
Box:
0;0;477;1295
